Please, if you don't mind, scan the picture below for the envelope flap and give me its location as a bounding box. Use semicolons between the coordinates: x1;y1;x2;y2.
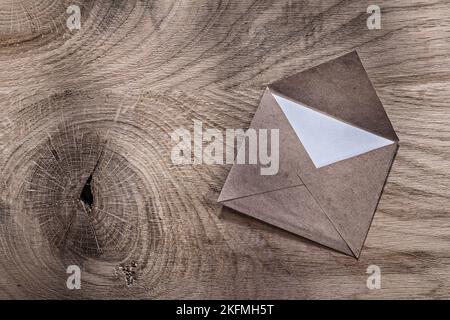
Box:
218;89;304;202
269;51;398;142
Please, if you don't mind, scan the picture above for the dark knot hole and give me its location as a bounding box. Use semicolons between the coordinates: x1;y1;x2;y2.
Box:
80;175;94;207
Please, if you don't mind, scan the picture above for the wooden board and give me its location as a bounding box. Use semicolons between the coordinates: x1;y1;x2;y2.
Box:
0;0;449;299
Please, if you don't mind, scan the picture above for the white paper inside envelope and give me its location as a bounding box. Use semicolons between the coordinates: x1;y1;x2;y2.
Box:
272;94;394;168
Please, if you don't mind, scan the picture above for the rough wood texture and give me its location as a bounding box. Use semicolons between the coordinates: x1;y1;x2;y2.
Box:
0;0;449;299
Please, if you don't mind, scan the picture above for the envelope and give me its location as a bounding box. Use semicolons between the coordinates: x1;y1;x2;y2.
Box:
218;51;399;257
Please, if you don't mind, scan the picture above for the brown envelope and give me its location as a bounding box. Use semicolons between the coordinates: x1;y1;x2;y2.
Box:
218;51;399;257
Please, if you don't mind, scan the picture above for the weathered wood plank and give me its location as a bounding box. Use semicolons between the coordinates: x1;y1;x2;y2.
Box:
0;0;449;299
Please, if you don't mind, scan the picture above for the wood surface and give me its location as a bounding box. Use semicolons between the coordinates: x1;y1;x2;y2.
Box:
0;0;449;299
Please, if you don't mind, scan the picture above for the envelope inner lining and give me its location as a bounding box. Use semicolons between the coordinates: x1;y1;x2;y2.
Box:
272;93;394;168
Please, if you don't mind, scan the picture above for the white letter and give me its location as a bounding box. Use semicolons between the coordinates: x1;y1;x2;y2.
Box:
225;129;236;164
366;265;381;289
66;265;81;289
203;129;223;165
66;5;81;31
170;129;192;165
367;5;381;30
193;120;203;164
236;129;257;164
259;129;279;175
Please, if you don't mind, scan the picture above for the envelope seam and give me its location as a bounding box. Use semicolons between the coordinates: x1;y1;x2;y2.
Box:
297;173;356;257
219;182;304;203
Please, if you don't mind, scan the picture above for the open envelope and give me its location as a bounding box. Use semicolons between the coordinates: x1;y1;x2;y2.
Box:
218;51;399;257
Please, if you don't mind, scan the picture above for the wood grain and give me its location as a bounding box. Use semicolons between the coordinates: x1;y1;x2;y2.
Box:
0;0;449;299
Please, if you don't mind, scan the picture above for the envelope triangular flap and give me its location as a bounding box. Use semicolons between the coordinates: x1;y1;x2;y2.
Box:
218;89;305;202
222;185;354;256
268;51;398;142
